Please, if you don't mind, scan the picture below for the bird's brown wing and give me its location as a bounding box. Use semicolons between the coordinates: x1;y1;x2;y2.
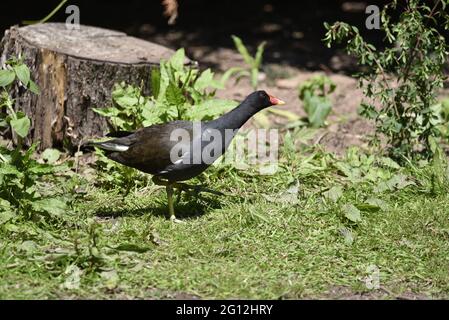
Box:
104;121;193;174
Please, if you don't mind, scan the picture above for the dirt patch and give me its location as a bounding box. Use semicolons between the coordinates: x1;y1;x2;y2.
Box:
207;48;372;154
317;285;432;300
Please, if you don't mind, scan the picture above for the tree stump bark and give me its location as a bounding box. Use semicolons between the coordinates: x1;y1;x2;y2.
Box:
0;23;183;150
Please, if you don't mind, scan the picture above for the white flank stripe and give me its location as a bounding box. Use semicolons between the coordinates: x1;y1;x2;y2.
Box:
99;143;129;152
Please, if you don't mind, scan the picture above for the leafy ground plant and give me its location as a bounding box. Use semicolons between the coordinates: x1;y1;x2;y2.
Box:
298;75;336;128
231;35;266;91
94;48;236;131
324;0;449;160
0;56;68;224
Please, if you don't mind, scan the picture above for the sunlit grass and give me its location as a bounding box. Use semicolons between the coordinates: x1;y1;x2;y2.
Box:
1;142;449;299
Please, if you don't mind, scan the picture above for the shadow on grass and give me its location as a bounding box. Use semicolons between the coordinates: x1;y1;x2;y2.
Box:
94;193;225;221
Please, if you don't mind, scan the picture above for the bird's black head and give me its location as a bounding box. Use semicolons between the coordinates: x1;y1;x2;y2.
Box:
245;90;286;110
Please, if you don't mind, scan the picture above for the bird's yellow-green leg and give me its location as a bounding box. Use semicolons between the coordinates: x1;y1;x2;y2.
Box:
166;184;176;221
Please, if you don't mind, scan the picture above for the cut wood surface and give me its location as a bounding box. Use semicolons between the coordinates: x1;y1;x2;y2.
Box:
0;23;183;150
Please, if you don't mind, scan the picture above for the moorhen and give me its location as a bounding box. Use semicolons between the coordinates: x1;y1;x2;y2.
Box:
91;90;285;221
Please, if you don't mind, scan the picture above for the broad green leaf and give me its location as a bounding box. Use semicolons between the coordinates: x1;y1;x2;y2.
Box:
14;64;30;86
0;69;15;87
165;82;185;106
374;174;414;193
157;62;170;101
114;95;138;108
365;198;389;211
186;99;237;121
194;69;214;91
335;162;354;178
32;198;67;216
262;181;299;204
10;115;31;138
0;164;22;176
0;203;14;224
379;157;400;169
250;68;259;90
28;80;40;94
169;48;185;72
42;148;61;164
324;185;343;202
254;41;266;67
4;223;19;232
19;240;38;253
231;35;253;65
342;203;362;223
303;95;332;128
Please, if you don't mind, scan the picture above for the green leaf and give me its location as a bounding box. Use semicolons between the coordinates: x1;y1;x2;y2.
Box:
150;68;161;98
165;82;185;106
186;99;237;121
194;69;214;91
10;116;31;138
0;203;14;224
13;64;30;86
28;80;40;94
169;48;185;72
42;148;61;164
379;157;400;169
374;174;414;193
114;95;139;108
19;240;38;253
231;35;253;65
0;164;22;176
365;198;389;211
303;95;332;128
254;41;266;67
342;203;362;223
32;198;67;216
0;70;16;87
324;185;343;202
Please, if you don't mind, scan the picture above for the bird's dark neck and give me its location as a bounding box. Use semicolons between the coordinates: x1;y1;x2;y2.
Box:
208;101;259;130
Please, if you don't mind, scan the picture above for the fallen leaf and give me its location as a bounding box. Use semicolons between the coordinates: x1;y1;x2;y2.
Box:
63;265;82;290
342;203;362;223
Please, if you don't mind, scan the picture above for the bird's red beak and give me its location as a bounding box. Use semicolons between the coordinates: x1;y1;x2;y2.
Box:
268;94;286;106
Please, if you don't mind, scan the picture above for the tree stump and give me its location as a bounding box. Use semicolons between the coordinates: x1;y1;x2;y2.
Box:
0;23;183;150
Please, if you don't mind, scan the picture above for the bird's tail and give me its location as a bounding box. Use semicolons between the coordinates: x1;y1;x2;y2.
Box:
82;131;133;153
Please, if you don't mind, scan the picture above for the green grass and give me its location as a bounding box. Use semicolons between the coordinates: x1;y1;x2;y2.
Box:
1;143;449;299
